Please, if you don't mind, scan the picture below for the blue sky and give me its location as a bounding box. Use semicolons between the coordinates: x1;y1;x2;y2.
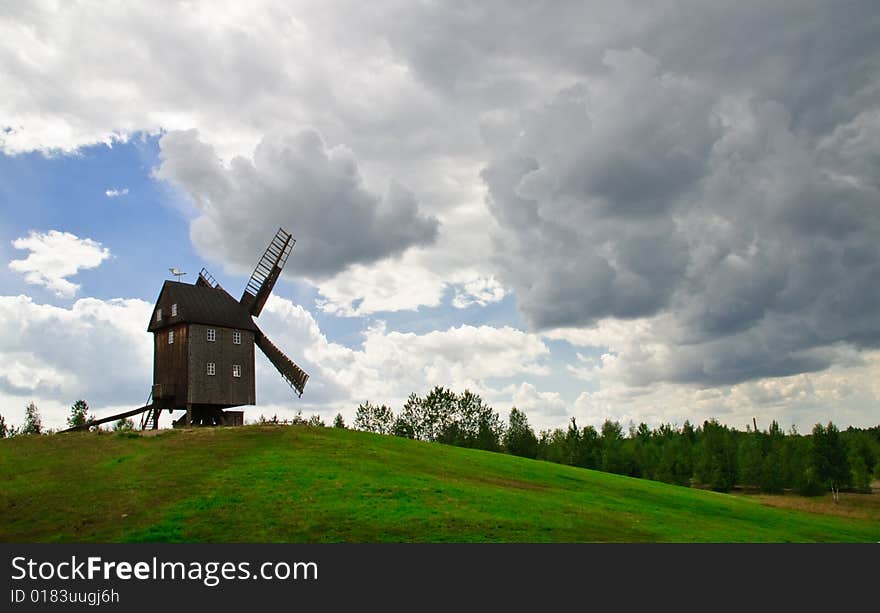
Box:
1;1;878;433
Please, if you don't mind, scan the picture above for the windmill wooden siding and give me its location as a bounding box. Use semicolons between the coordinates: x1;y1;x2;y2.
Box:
152;324;188;404
186;324;255;406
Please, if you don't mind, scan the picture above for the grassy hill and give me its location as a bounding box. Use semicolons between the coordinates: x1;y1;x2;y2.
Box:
1;425;877;542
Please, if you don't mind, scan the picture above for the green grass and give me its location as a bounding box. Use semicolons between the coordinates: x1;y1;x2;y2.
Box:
1;425;877;542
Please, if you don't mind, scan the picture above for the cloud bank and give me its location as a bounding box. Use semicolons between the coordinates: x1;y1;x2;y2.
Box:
2;1;879;425
483;47;880;388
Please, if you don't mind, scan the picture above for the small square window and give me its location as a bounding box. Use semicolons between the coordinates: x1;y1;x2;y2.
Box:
171;303;178;317
207;362;216;376
156;308;162;322
232;364;241;378
233;330;241;345
207;328;216;342
168;329;174;344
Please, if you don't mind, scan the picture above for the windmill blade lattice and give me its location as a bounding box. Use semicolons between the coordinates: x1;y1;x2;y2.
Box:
256;331;309;397
240;228;295;317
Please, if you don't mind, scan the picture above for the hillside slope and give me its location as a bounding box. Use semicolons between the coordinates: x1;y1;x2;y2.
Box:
1;425;877;542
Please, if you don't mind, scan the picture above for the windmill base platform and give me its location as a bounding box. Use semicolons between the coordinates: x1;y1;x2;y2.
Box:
170;406;244;428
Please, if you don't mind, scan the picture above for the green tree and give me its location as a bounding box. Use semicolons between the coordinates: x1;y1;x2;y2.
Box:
536;427;568;464
437;390;503;450
504;407;538;458
22;402;42;435
788;434;822;496
849;454;871;494
333;413;346;428
354;401;394;435
695;419;737;492
0;413;8;438
562;418;581;466
475;404;504;452
758;421;786;493
67;399;90;429
307;414;325;428
811;422;850;502
651;423;692;486
574;424;601;470
421;386;457;443
738;431;763;489
392;393;425;439
844;429;876;493
600;420;626;474
629;422;654;478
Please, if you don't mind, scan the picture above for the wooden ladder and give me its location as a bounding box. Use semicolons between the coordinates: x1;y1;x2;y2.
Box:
139;391;157;430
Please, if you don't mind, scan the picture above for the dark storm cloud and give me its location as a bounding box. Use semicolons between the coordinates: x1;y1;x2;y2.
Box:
476;6;880;386
482;49;717;329
155;129;439;279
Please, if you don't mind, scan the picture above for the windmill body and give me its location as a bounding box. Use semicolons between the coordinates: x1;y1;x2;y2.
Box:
148;281;258;426
146;228;308;428
64;228;309;432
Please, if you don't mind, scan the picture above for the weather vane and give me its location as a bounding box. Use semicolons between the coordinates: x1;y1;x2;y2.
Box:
168;267;187;280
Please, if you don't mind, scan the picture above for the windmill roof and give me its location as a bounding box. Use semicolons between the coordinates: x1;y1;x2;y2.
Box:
147;281;259;333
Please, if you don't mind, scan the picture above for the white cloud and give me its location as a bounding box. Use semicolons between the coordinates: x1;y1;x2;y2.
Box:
252;295;552;422
544;318;655;353
313;251;447;317
0;352;77;396
0;294;153;429
8;231;111;297
507;382;568;418
311;201;500;317
105;188;129;197
572;352;880;434
452;275;506;309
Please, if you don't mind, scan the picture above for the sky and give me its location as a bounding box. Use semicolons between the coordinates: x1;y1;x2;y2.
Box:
1;1;879;433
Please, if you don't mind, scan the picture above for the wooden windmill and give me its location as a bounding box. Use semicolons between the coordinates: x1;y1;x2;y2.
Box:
64;228;309;431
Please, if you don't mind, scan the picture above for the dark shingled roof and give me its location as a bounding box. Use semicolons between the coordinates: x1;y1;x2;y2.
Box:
148;281;258;332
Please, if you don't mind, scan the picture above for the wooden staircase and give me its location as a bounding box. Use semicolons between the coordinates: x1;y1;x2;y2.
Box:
139;391;158;430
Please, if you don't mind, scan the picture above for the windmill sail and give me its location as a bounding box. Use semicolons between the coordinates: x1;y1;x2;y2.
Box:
240;228;295;317
196;267;218;288
255;331;309;397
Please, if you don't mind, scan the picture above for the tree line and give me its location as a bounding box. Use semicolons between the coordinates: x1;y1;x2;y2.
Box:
0;400;135;436
4;391;877;498
352;387;879;497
